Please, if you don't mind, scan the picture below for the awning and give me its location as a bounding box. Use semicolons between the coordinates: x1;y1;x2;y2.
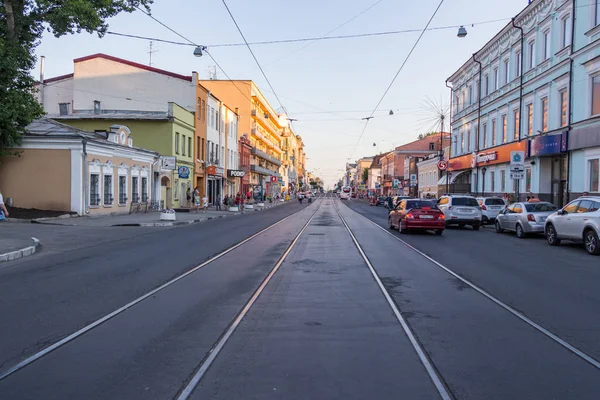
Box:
437;169;470;185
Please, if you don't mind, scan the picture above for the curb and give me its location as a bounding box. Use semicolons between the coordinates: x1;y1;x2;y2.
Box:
0;237;41;263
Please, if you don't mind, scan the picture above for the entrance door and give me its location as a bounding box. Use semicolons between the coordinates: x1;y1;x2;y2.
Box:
551;156;567;207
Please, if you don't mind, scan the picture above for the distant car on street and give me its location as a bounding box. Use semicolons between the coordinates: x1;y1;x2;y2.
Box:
388;199;445;235
340;186;351;200
476;197;506;225
495;202;557;238
376;196;387;206
545;196;600;255
437;195;482;230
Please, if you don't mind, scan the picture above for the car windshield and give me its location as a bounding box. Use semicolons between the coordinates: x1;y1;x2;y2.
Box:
452;197;479;206
524;203;557;212
485;198;505;205
406;200;436;209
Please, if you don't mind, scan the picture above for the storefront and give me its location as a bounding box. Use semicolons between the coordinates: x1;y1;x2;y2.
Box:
175;163;193;208
568;122;600;199
206;166;224;206
443;153;473;194
474;141;528;199
526;131;569;205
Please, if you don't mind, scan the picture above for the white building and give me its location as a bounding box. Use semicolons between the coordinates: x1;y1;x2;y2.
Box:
225;106;239;197
206;94;225;205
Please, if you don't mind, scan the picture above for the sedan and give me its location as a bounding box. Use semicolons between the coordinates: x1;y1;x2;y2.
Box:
495;202;558;238
388;199;445;235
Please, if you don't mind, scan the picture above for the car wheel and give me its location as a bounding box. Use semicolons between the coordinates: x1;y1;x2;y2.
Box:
546;224;561;246
495;220;504;233
584;229;600;255
387;217;394;230
472;224;480;231
516;224;526;239
482;216;489;225
435;229;443;236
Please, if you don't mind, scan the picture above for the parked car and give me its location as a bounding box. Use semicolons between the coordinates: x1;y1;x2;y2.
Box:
437;195;482;230
388;199;445;235
376;196;387;206
545;197;600;255
495;202;557;238
476;197;506;225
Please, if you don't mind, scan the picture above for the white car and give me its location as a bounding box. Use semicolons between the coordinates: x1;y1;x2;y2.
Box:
340;186;352;200
476;197;506;225
437;195;482;230
545;196;600;255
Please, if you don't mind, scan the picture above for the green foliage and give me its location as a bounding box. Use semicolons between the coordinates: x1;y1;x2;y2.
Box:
362;168;369;183
0;0;153;154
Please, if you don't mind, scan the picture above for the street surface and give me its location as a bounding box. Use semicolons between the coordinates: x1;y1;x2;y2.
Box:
1;195;600;399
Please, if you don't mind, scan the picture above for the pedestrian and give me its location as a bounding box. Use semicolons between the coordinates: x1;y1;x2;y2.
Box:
202;194;208;214
387;196;393;211
186;187;192;208
0;189;9;221
216;194;222;211
192;187;200;213
583;191;590;197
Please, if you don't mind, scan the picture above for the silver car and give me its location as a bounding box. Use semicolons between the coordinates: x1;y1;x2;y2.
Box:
545;196;600;255
495;202;558;238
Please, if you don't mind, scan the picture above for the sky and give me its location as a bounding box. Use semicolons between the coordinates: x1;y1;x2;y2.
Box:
33;0;531;187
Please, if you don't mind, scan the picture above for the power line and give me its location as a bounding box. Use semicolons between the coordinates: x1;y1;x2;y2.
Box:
219;0;286;111
105;17;511;49
349;0;446;159
267;0;385;65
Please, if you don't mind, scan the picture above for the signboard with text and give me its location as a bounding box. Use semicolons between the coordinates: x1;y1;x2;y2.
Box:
510;151;525;173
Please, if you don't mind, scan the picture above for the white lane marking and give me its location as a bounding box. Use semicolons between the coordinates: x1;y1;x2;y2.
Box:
344;200;600;372
176;203;321;400
332;201;452;400
0;202;318;382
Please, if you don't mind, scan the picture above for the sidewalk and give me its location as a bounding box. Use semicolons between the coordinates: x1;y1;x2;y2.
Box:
0;235;40;263
28;200;289;227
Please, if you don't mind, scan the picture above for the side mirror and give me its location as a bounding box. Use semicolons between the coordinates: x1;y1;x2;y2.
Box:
557;209;565;216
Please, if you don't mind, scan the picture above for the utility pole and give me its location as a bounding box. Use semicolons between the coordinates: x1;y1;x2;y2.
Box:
148;41;158;66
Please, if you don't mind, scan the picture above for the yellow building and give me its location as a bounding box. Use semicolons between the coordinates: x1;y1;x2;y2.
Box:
198;80;283;199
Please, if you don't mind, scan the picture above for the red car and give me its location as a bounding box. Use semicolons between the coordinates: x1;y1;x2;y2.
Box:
388;199;445;235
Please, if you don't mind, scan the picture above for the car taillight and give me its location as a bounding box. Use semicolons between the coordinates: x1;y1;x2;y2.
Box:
481;205;487;210
527;214;536;222
406;213;414;219
439;213;445;219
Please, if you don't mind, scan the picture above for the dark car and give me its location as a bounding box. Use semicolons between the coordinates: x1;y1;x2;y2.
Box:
388;199;445;235
376;196;387;206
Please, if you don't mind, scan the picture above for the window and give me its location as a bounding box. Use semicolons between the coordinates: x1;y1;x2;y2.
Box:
500;170;506;192
482;123;488;148
513;109;520;140
564;200;580;214
526;104;533;135
560;89;568;127
596;0;600;25
118;175;127;204
562;16;571;48
104;175;113;205
94;100;101;114
462;91;466;109
141;177;148;202
528;41;536;69
455;95;460;112
182;135;186;156
502;114;507;143
216;111;220;131
504;58;510;84
476;81;480;101
491;119;497;146
460;132;464;154
467;128;471;152
525;168;532;192
541;97;548;132
493;67;499;90
175;133;180;154
484;74;489;95
490;171;495;192
590;159;599;192
592;75;600;116
202;138;205;160
468;85;473;105
188;137;192;158
197;97;202;119
516;52;522;77
174;179;179;200
578;200;594;213
59;103;70;116
201;100;206;121
132;176;139;203
543;30;551;60
90;174;100;206
428;142;435;150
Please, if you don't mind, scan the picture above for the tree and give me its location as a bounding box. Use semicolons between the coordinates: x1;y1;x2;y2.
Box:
0;0;153;154
362;168;369;184
418;132;438;140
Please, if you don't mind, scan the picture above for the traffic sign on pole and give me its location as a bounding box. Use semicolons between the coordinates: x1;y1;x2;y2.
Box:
437;160;448;171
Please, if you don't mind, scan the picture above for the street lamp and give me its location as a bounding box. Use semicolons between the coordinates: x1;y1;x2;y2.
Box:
193;46;206;57
457;26;468;38
481;166;487;197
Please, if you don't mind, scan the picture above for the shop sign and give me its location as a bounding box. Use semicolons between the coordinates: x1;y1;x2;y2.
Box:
527;132;569;158
448;153;473;171
476;151;498;164
161;156;176;170
178;166;190;179
206;166;217;176
510;151;525;172
392;179;400;188
270;176;278;183
228;169;245;178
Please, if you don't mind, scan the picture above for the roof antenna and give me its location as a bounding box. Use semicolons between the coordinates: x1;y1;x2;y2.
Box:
148;41;158;66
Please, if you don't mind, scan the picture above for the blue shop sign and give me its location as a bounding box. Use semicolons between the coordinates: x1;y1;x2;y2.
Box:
178;166;191;179
527;131;568;158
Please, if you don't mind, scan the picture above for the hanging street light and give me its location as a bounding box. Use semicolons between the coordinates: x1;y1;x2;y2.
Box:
457;26;468;38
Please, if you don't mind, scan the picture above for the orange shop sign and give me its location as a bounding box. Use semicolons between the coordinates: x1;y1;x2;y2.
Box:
206;166;217;175
448;153;472;171
475;141;526;167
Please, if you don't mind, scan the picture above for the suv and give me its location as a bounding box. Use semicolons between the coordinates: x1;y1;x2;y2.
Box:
476;197;506;225
437;195;482;230
544;196;600;255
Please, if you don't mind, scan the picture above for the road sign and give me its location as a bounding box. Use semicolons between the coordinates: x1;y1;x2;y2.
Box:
392;179;400;188
438;160;448;171
510;171;524;180
510;151;525;172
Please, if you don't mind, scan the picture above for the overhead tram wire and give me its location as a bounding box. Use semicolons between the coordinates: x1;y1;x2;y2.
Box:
349;0;446;159
219;0;286;111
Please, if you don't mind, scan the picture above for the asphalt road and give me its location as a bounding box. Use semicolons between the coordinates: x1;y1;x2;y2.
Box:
2;195;600;399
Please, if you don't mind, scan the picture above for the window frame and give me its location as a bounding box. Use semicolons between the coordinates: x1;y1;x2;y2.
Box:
513;109;520;140
528;40;536;70
90;173;100;207
543;29;551;60
491;118;497;146
175;132;180;154
503;58;510;84
591;74;600;117
103;172;114;206
541;97;549;132
501;114;507;143
526;103;533;136
118;174;128;205
588;158;599;192
559;89;568;127
131;176;139;203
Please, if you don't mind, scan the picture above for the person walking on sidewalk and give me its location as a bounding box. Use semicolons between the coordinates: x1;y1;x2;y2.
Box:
216;194;222;211
186;187;192;208
0;189;9;221
202;194;208;214
193;187;201;213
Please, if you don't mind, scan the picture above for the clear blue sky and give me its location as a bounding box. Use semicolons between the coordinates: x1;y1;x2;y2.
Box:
34;0;531;186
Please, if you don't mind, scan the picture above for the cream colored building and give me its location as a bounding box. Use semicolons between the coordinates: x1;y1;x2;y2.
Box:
417;155;442;198
0;119;158;215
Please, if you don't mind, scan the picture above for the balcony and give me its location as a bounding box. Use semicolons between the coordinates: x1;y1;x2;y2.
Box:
251;164;281;178
251;147;282;166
